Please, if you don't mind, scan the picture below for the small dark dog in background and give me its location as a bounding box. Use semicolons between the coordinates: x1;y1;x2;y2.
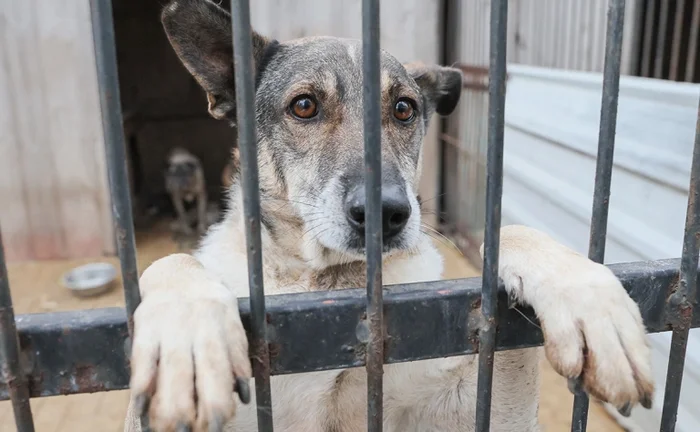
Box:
165;147;207;234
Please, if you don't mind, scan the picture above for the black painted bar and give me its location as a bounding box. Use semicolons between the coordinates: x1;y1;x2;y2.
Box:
571;1;626;430
0;230;35;431
361;0;384;430
659;99;700;432
475;1;508;431
229;0;274;430
1;258;695;402
88;0;141;332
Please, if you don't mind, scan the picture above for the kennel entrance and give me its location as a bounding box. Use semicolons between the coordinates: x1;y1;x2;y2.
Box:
2;1;700;432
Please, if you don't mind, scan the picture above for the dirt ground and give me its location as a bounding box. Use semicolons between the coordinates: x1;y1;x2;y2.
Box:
0;224;623;431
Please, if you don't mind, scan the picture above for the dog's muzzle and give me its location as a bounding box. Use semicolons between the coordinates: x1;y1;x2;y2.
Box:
343;183;412;243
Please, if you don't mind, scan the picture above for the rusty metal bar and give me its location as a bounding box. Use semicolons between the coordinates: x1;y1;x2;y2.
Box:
89;0;141;334
659;99;700;432
4;258;700;401
0;230;35;431
362;0;384;430
571;1;626;430
88;1;148;429
230;0;274;430
669;0;686;81
474;1;508;431
686;0;700;83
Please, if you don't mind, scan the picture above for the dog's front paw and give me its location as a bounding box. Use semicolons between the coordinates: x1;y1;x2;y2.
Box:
494;226;654;412
129;255;252;431
538;269;654;412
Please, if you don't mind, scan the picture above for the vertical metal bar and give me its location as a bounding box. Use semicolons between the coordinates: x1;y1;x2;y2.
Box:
89;0;141;333
362;0;384;430
230;1;274;430
685;0;700;82
89;2;148;430
0;230;35;432
640;0;656;77
669;0;686;81
653;0;670;78
659;98;700;432
474;1;507;431
571;1;626;431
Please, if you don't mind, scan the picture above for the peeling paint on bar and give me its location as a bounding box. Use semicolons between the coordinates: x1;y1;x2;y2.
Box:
0;231;35;431
571;1;626;430
361;0;384;430
659;97;700;432
229;1;274;430
3;258;698;402
475;1;508;431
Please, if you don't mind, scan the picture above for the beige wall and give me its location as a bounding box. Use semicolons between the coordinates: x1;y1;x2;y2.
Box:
0;0;114;261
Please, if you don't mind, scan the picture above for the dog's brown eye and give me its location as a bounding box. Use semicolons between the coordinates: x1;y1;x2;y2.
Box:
290;95;318;119
394;98;415;122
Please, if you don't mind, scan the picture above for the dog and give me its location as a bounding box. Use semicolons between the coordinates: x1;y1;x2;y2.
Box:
165;147;208;234
124;1;654;431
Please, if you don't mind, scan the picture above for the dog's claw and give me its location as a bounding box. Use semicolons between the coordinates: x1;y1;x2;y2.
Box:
617;403;632;417
641;394;653;409
235;376;251;404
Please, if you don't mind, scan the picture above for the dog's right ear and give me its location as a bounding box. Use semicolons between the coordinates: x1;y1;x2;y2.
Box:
161;0;274;121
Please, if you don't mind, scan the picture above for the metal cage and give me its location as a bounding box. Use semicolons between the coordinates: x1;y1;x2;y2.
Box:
1;0;700;431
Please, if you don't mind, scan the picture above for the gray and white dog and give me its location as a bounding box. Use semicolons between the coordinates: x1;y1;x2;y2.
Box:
165;147;208;235
124;1;654;431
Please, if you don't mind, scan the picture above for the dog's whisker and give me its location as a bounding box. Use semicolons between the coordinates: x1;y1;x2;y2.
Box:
261;197;320;209
299;222;330;241
417;193;446;206
512;306;542;330
420;224;463;257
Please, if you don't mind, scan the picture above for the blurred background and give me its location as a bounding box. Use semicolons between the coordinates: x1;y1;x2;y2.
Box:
1;0;699;431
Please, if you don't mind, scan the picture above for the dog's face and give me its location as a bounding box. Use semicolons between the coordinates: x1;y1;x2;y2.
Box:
162;0;462;265
165;148;202;193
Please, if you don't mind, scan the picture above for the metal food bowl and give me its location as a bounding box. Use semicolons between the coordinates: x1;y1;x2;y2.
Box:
61;262;117;297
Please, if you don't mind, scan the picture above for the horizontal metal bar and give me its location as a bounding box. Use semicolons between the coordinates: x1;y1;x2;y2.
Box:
0;258;694;401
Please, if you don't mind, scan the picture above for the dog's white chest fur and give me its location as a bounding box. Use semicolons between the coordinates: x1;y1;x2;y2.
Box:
194;219;542;432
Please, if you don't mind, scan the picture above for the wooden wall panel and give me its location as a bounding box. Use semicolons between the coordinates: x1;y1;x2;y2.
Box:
0;0;114;261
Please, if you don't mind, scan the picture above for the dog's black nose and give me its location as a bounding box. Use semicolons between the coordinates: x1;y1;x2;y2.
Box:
344;184;412;240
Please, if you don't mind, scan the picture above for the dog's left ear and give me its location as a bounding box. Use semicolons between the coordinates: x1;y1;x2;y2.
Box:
404;63;463;116
161;0;275;121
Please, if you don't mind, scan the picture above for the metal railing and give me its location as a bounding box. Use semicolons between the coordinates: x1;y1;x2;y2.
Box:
1;0;700;432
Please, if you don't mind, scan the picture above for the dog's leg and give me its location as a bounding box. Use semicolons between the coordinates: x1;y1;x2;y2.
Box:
170;191;193;235
196;189;208;234
484;225;654;412
125;254;252;431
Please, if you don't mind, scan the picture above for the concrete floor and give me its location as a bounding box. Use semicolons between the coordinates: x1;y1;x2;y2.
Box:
0;224;623;431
